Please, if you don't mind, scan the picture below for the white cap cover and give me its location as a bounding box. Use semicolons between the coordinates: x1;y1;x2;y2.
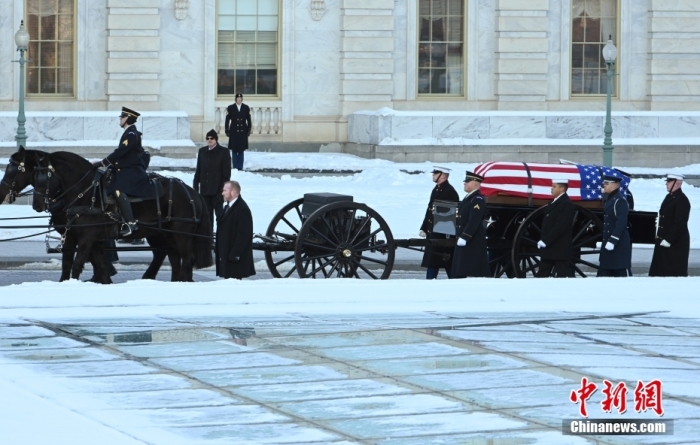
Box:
432;166;451;173
666;173;684;181
552;178;569;185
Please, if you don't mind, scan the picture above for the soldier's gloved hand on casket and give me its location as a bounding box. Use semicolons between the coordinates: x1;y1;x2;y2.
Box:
537;240;546;249
457;237;467;247
419;230;426;238
605;242;615;251
660;239;671;248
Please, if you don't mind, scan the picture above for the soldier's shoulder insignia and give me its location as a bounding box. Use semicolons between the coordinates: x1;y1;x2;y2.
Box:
474;204;480;209
122;139;129;146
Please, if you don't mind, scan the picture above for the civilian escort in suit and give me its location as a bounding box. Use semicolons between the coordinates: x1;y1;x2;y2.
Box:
597;174;632;277
93;107;151;236
649;173;692;277
536;178;575;278
419;166;460;279
193;129;231;231
451;171;490;278
216;180;256;279
224;93;252;171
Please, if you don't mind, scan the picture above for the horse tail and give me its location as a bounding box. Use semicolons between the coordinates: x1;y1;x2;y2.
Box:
193;193;214;269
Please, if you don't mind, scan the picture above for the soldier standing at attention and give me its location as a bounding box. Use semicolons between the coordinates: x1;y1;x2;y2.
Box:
224;93;252;171
649;173;691;277
420;166;459;279
597;174;632;277
451;171;490;278
537;179;575;277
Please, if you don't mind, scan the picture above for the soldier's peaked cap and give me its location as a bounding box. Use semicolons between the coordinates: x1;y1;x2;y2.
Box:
432;166;451;174
666;173;684;181
464;171;484;183
235;93;243;98
552;178;569;184
120;107;140;119
602;174;622;182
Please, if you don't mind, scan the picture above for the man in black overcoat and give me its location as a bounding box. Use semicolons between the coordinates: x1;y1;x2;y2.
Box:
537;178;575;277
93;106;151;236
194;129;231;231
420;166;459;279
216;180;256;279
597;174;631;277
451;171;490;278
224;93;252;171
649;173;692;277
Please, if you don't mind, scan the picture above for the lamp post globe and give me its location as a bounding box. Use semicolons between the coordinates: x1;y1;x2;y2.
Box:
602;36;617;168
14;21;30;149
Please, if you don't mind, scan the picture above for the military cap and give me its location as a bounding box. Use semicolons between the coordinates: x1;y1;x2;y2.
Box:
235;93;243;99
120;106;140;119
464;171;484;183
552;178;569;185
665;173;684;181
602;174;622;183
432;166;451;174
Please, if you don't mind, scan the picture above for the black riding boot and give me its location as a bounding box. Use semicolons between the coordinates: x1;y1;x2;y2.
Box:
115;191;139;236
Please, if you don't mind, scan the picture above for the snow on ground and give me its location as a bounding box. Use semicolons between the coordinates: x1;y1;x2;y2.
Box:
1;153;699;246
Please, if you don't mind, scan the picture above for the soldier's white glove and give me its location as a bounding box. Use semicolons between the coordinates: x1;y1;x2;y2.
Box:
605;242;615;251
419;230;426;238
457;237;467;247
660;239;671;248
537;240;546;249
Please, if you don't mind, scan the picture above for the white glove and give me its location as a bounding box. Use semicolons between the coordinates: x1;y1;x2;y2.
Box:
660;239;671;248
537;240;546;249
419;230;426;238
605;242;615;251
457;237;467;247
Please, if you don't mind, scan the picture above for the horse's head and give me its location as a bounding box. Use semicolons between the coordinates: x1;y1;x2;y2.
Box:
0;146;35;204
32;154;61;213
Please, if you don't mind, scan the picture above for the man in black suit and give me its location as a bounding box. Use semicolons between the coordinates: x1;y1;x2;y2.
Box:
537;179;575;277
224;93;252;170
193;129;231;231
216;180;256;279
649;173;692;277
451;171;490;278
420;166;459;279
597;174;632;277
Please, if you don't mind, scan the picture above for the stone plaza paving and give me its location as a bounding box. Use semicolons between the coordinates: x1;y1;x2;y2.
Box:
2;311;699;444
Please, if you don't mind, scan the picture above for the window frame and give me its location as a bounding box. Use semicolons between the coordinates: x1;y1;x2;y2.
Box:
25;0;76;98
215;0;282;100
569;0;620;99
416;0;468;99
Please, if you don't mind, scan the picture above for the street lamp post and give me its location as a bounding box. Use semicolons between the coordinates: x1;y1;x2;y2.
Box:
601;36;618;167
14;21;30;149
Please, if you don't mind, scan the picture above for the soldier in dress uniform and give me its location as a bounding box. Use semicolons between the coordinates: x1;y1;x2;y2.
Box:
537;178;575;278
224;93;252;171
93;107;151;236
419;166;459;279
451;171;490;278
649;173;692;277
597;174;632;277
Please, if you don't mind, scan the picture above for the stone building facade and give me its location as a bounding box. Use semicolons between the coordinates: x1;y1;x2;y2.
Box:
1;0;699;151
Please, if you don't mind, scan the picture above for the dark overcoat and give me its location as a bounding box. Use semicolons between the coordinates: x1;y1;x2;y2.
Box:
103;124;151;197
649;188;691;277
225;104;252;152
539;193;575;261
420;180;459;269
599;188;631;270
193;144;231;196
215;196;256;279
451;190;490;278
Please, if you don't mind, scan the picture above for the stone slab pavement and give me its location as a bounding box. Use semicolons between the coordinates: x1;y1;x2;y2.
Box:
1;312;698;444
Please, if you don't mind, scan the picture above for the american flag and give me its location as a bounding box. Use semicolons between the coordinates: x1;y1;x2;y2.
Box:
473;162;630;201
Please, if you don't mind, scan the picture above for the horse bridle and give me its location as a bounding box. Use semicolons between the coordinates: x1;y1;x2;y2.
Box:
1;154;28;203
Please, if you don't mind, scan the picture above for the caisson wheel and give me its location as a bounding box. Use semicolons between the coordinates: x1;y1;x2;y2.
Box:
263;198;304;278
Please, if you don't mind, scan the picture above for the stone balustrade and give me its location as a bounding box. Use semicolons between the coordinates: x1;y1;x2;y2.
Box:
215;105;283;136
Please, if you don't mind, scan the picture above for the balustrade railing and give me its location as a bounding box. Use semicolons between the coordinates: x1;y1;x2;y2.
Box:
215;105;282;136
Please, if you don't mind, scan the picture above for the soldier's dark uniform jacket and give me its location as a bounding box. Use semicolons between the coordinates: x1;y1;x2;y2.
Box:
599;188;631;270
451;190;490;278
101;124;151;197
539;193;575;260
225;103;252;152
649;188;691;277
420;180;459;269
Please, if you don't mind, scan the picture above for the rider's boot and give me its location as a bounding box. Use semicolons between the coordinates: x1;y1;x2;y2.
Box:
115;191;139;236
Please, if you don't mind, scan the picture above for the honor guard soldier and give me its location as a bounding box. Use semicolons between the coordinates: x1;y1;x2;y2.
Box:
224;93;252;171
649;173;692;277
451;171;490;278
597;174;632;277
420;166;459;279
93;107;151;236
537;178;575;277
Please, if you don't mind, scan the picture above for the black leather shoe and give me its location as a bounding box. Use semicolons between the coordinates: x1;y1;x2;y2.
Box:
131;238;145;245
119;222;138;236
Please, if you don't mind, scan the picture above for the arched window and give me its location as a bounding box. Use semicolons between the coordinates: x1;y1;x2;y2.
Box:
571;0;618;96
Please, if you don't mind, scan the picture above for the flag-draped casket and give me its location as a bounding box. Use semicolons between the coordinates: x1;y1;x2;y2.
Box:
473;162;630;201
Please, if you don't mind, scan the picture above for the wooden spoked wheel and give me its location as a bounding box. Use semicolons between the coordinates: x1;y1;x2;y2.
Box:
294;202;395;279
511;205;603;278
263;198;304;278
